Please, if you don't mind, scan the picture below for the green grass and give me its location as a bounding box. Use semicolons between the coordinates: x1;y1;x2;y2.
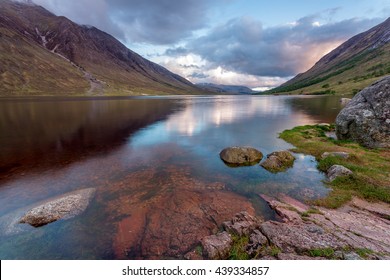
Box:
280;125;390;208
355;248;374;259
308;248;335;258
228;235;250;260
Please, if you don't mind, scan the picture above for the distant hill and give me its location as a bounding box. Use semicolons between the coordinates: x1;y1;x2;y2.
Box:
196;83;254;94
0;0;207;95
268;17;390;95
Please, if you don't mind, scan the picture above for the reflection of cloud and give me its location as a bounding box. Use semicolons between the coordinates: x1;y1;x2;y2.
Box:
164;97;293;136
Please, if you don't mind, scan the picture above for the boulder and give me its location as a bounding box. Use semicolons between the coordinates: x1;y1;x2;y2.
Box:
246;229;268;256
223;211;261;236
201;231;232;259
327;165;353;182
260;151;295;173
19;188;96;227
336;76;390;148
219;146;263;165
321;152;350;159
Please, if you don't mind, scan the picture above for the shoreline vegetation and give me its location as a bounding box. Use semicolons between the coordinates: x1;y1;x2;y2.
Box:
279;124;390;208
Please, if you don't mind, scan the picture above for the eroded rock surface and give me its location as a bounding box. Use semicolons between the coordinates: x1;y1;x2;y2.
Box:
19;188;96;227
223;211;262;236
219;146;263;165
201;195;390;260
202;231;232;259
336;76;390;148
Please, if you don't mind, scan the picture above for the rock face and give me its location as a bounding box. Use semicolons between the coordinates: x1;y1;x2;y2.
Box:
258;195;390;259
327;165;353;182
219;147;263;165
19;188;96;227
202;232;233;259
336;76;390;148
223;211;262;237
201;195;390;260
260;151;295;173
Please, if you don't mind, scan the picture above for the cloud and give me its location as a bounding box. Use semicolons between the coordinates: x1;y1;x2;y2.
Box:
32;0;219;44
166;15;382;78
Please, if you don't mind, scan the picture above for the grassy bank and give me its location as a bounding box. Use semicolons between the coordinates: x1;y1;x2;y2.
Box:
279;125;390;208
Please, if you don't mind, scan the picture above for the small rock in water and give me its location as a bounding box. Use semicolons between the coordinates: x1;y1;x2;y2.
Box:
219;146;263;165
260;151;295;173
327;165;353;182
340;98;352;106
19;188;96;227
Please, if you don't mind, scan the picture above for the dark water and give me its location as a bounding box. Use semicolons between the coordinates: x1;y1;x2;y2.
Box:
0;95;345;259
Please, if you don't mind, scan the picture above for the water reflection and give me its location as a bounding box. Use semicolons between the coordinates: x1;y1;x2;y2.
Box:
0;98;180;177
0;95;344;259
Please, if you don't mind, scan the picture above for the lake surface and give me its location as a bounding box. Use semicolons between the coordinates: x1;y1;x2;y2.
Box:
0;95;345;259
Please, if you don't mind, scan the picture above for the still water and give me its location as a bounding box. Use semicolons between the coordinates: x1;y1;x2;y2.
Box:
0;95;345;259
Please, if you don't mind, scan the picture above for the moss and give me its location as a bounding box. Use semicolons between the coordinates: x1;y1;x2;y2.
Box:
279;125;390;208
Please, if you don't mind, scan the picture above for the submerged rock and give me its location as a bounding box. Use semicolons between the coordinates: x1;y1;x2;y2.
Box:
336;76;390;148
327;165;353;182
219;146;263;165
19;188;96;227
260;151;295;173
202;231;232;259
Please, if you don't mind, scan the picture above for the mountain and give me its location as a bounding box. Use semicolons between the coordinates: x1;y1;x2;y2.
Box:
196;83;254;94
0;0;207;95
268;17;390;95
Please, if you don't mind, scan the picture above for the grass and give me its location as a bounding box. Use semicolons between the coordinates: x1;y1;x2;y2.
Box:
355;248;375;259
279;125;390;208
308;248;335;258
228;235;250;260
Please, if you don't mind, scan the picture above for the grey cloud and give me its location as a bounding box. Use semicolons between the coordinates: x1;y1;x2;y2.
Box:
188;72;209;79
33;0;219;45
183;16;383;77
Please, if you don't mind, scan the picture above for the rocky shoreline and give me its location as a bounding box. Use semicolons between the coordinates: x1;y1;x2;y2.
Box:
196;194;390;260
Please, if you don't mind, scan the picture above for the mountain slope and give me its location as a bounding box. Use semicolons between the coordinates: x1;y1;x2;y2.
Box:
269;17;390;95
0;0;206;95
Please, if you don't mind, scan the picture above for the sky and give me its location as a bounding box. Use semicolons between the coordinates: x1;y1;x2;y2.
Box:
29;0;390;90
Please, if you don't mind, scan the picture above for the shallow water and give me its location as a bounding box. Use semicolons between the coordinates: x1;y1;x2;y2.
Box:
0;95;345;259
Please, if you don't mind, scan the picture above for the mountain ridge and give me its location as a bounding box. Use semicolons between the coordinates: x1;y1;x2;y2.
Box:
268;17;390;95
196;83;255;94
0;0;207;95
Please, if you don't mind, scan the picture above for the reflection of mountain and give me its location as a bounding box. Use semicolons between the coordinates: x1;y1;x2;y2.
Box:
284;95;344;122
0;98;180;177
